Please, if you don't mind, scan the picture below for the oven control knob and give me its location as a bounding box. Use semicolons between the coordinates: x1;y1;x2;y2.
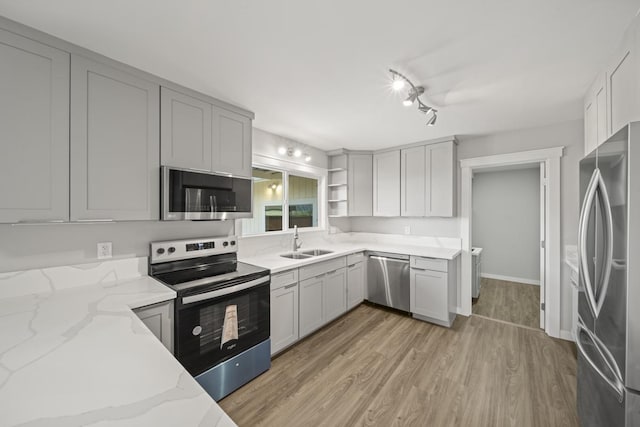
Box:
223;241;229;247
168;247;176;253
156;248;165;255
230;240;236;246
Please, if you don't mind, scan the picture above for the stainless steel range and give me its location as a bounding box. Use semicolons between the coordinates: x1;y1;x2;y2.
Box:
149;236;271;401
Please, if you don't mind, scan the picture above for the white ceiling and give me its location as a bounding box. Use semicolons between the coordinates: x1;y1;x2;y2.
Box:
0;1;638;151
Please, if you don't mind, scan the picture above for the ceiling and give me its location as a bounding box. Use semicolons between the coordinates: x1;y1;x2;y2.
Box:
0;1;638;151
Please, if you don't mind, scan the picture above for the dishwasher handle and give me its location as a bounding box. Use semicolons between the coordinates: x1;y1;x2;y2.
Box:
369;255;410;264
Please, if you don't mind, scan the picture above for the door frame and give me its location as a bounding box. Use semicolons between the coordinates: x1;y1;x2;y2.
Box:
460;146;564;338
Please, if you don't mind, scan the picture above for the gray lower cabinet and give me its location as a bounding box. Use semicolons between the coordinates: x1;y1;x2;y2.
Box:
409;256;457;327
133;300;174;353
299;275;325;338
347;261;365;310
212;106;252;178
270;269;299;355
0;29;70;223
323;267;347;322
160;87;212;171
70;54;160;221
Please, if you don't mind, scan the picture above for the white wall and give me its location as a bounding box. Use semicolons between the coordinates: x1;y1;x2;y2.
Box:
472;167;540;284
253;128;328;169
0;221;233;272
0;127;325;273
458;119;583;336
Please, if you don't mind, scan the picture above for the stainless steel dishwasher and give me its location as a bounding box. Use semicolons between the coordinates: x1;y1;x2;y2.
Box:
366;251;410;312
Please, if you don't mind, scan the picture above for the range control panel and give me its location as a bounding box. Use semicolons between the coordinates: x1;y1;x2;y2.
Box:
150;236;237;264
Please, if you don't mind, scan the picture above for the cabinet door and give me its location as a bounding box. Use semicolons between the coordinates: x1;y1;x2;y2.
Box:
608;44;636;136
0;29;69;223
410;268;448;321
347;262;365;310
323;268;347;322
373;150;400;216
70;55;160;221
428;141;455;217
595;84;608;145
270;283;299;355
160;87;212;171
299;275;324;337
400;145;426;217
584;96;597;155
212;106;252;177
133;301;174;353
348;154;373;216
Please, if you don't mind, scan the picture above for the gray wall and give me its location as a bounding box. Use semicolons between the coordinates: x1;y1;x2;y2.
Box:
459;119;583;334
472;167;540;283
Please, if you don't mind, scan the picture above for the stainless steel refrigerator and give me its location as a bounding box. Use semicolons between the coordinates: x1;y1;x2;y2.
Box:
577;122;640;426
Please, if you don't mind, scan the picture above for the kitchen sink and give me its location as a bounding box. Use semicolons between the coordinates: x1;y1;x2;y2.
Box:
280;253;312;259
301;249;334;256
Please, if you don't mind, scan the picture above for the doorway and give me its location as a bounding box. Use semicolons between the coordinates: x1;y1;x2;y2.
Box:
470;163;544;329
460;147;563;338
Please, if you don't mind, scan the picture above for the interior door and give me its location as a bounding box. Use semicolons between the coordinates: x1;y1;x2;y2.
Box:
539;162;546;329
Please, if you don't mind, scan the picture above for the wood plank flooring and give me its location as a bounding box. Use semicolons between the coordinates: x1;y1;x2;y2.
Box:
472;278;540;329
219;304;577;427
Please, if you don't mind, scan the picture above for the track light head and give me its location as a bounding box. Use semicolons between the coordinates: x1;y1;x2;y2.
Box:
389;69;438;125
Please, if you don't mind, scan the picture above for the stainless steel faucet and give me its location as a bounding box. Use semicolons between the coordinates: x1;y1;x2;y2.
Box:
292;225;302;252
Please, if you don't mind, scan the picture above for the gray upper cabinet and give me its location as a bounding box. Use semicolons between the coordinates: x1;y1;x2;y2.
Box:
0;29;70;223
347;154;373;216
212;106;252;178
70;54;160;221
399;141;456;218
428;141;455;217
160;87;212;171
373;150;400;216
400;145;426;217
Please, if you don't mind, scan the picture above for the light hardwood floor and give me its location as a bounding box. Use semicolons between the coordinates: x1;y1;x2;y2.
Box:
220;304;577;427
472;278;540;329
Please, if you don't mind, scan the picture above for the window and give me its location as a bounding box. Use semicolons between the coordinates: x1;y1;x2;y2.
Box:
241;166;322;235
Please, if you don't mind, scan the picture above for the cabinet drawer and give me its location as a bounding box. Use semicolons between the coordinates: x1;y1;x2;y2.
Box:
410;256;448;273
347;252;365;266
299;257;347;281
271;269;298;291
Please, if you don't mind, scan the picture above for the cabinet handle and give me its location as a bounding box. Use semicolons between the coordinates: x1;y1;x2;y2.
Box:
348;264;356;268
284;283;297;289
325;269;339;275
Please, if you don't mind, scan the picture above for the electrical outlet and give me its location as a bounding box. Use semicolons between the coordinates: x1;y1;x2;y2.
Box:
404;226;411;235
97;242;112;259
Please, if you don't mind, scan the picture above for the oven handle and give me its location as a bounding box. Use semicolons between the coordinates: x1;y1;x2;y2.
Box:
182;276;270;305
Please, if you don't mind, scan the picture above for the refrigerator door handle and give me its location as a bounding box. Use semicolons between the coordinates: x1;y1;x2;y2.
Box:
576;320;625;403
578;168;614;318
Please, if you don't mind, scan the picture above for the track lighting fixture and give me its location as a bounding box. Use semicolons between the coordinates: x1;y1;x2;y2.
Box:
277;145;312;162
389;69;438;126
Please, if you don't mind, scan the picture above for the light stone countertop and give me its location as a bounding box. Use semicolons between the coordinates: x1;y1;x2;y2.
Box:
241;241;462;274
0;260;236;427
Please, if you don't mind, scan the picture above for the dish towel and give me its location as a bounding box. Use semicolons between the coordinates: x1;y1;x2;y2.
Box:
221;304;239;349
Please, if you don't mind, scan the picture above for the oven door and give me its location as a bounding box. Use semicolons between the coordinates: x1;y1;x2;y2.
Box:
175;276;270;376
162;166;253;220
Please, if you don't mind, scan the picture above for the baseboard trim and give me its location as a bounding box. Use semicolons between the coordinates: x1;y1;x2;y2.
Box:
559;329;575;342
481;273;540;286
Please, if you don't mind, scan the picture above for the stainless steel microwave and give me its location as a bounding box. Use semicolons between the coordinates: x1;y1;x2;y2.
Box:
161;167;253;220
